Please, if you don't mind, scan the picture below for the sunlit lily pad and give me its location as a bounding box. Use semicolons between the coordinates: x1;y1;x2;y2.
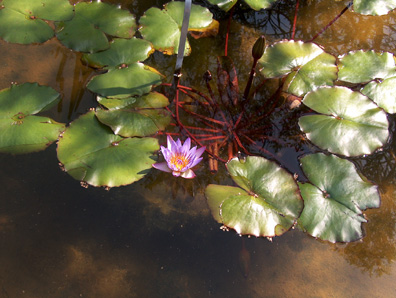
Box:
258;41;336;95
206;0;238;11
57;111;159;187
0;83;64;154
84;38;162;98
299;86;389;156
56;2;136;52
353;0;396;15
96;92;171;137
361;77;396;114
205;156;303;237
338;50;396;83
139;1;218;55
298;153;380;243
0;0;73;44
244;0;278;10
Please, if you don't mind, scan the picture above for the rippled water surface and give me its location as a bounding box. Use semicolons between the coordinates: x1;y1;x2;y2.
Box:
1;0;396;297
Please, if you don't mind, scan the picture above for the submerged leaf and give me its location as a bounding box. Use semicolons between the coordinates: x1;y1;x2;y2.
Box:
206;156;303;237
299;153;380;243
299;86;389;156
57;111;159;187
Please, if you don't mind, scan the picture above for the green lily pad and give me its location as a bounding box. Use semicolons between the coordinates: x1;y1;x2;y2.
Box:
244;0;278;10
57;111;159;187
299;153;380;243
361;77;396;114
299;86;389;156
86;63;163;98
0;0;73;44
258;41;335;95
83;38;154;69
353;0;396;15
84;37;162;98
0;83;64;154
56;2;136;53
139;1;218;55
205;156;303;237
338;50;396;83
206;0;238;12
96;92;171;137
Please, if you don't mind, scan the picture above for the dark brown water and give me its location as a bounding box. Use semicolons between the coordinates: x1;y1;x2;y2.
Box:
1;0;396;297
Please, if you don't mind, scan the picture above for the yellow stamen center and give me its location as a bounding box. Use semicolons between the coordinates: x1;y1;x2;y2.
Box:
170;153;189;171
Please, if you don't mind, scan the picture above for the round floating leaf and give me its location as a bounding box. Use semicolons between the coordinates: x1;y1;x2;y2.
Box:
57;111;159;187
244;0;278;10
139;1;217;55
353;0;396;15
205;156;303;237
96;92;171;137
83;38;154;69
299;153;380;243
258;40;324;78
299;86;389;156
361;77;396;114
86;63;163;98
0;83;64;154
56;2;136;52
284;52;337;96
206;0;237;12
338;50;396;83
0;0;73;44
97;92;170;110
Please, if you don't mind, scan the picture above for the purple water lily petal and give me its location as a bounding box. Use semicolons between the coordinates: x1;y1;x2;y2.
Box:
181;169;196;179
152;162;172;173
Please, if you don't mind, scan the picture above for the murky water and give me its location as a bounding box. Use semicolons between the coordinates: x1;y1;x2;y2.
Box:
1;0;396;297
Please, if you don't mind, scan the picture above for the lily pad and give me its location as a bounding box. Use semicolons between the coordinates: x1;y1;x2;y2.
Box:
205;156;303;237
0;0;73;44
338;50;396;83
96;92;171;137
244;0;278;10
87;63;163;99
258;41;335;95
0;83;64;154
299;86;389;156
353;0;396;15
56;2;136;52
361;77;396;114
206;0;238;12
139;1;218;55
299;153;380;243
57;111;159;187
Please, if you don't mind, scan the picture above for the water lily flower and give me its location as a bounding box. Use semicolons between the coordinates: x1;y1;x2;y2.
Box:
153;135;206;179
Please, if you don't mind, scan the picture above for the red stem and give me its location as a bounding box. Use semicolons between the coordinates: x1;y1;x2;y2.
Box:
224;6;235;57
292;0;299;40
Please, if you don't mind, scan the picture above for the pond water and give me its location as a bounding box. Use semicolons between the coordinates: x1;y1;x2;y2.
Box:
1;0;396;297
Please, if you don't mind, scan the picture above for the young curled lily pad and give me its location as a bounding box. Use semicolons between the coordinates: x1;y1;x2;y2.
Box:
298;153;380;243
84;38;162;98
139;1;218;55
361;77;396;114
57;111;159;187
56;2;136;53
258;41;336;96
299;86;389;156
338;50;396;83
352;0;396;15
96;92;171;137
205;156;303;237
0;0;73;44
0;83;64;154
